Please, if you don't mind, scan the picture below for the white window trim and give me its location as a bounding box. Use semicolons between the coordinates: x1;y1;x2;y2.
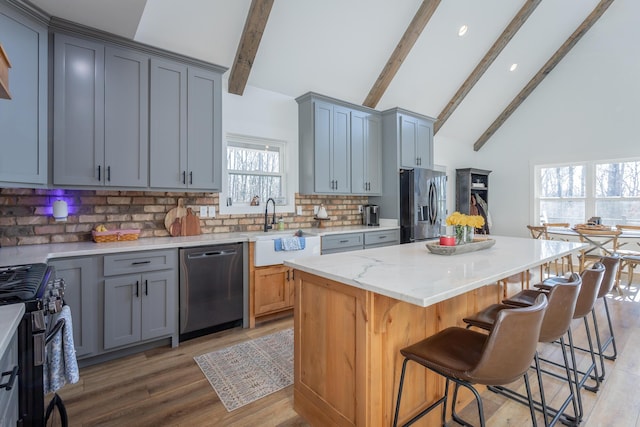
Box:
220;133;294;215
533;157;640;225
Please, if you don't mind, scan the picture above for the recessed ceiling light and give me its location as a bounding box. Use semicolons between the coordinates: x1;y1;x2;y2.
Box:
458;25;468;37
509;63;518;72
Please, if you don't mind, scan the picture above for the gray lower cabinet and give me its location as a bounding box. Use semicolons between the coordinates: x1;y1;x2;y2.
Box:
53;34;149;187
364;229;400;249
103;250;177;350
321;233;364;254
0;330;18;426
48;257;98;359
150;59;222;191
0;4;47;186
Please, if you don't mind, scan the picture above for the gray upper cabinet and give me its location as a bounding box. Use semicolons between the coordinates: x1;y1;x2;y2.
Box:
53;34;149;187
0;4;47;186
53;34;105;186
150;60;222;190
149;59;187;189
399;112;434;169
104;47;149;187
313;101;350;193
297;92;381;195
351;110;381;195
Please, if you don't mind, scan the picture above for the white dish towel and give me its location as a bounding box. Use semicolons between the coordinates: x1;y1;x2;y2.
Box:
44;305;80;394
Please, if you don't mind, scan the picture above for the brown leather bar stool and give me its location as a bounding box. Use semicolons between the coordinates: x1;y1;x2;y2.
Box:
509;263;605;423
392;295;548;427
539;256;621;382
462;274;582;426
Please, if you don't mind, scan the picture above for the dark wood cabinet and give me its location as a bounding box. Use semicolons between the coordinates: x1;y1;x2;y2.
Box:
456;168;491;233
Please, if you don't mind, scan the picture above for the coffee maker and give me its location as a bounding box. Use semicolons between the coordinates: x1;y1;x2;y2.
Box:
362;204;380;226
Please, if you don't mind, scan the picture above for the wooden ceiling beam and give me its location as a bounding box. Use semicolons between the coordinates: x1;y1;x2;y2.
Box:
474;0;614;151
362;0;441;109
434;0;542;135
228;0;274;96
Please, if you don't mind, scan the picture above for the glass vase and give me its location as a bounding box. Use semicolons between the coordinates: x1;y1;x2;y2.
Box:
455;225;467;245
466;226;475;243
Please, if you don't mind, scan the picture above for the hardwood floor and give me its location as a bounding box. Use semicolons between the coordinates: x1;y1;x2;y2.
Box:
50;278;640;426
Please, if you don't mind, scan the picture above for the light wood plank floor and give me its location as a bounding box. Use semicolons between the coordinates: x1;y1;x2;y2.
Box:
49;277;640;427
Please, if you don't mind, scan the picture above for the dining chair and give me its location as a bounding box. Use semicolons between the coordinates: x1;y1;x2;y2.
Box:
574;228;621;272
528;225;551;281
614;225;640;288
542;223;574;275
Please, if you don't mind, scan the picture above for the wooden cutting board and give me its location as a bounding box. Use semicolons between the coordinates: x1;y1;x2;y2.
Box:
164;198;187;234
181;208;201;236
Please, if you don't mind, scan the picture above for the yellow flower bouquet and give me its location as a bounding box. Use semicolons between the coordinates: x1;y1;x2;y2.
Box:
446;212;485;244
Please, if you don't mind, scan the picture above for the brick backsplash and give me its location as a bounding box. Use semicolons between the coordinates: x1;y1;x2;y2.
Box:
0;188;368;247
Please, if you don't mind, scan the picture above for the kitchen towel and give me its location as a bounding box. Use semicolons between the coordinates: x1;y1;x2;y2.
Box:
274;236;306;251
44;305;80;394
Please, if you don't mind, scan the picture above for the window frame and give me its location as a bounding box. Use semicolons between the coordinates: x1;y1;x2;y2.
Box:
533;157;640;226
220;133;293;215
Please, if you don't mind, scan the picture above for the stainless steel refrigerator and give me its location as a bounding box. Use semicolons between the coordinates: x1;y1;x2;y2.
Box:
400;168;447;243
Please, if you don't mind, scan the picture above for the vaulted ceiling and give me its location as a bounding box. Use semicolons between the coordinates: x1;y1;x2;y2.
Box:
27;0;613;149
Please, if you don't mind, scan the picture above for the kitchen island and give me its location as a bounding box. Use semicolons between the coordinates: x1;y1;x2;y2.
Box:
284;235;586;426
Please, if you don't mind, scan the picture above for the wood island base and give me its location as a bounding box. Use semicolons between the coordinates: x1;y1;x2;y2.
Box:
293;269;505;427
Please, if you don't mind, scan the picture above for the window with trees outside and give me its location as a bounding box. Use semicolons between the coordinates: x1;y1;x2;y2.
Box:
226;135;286;208
535;159;640;226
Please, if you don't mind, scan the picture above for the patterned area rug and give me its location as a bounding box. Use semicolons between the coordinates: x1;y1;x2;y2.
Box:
194;328;293;411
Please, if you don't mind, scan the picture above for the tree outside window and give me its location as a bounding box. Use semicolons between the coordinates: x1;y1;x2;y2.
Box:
536;159;640;226
226;136;286;206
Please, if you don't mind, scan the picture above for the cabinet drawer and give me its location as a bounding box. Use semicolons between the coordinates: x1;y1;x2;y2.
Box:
364;229;400;248
0;330;18;424
104;249;177;276
321;233;363;254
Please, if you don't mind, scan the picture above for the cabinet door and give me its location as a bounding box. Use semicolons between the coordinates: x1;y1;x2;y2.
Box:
314;102;350;193
0;6;47;185
416;118;433;170
48;257;98;358
351;112;381;195
332;106;351;192
105;47;149;187
141;270;176;341
313;101;333;193
187;67;221;190
149;59;187;188
53;34;105;186
254;265;291;315
400;115;418;168
104;275;141;349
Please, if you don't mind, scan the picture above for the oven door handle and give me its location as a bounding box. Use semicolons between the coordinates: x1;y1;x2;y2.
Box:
0;365;18;391
45;318;66;345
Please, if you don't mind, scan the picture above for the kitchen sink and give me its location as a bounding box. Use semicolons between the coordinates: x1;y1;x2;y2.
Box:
246;232;321;266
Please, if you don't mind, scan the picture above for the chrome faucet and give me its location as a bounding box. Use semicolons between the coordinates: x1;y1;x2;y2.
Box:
264;198;276;232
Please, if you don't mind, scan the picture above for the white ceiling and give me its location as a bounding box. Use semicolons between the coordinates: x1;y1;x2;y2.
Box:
28;0;608;145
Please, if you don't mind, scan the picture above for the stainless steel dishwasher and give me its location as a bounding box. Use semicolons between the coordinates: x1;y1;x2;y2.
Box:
179;243;243;340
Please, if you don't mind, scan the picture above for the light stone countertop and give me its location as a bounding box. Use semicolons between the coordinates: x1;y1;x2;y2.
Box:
284;235;587;307
0;304;25;357
0;225;399;266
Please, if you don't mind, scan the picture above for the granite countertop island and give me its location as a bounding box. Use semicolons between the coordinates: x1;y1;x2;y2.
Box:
284;235;585;307
284;235;586;426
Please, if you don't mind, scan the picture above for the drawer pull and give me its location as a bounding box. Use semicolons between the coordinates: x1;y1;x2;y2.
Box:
0;366;19;391
339;240;349;244
378;236;387;239
131;260;151;265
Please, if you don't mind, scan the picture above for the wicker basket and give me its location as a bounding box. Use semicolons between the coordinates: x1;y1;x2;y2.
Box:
92;229;140;243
